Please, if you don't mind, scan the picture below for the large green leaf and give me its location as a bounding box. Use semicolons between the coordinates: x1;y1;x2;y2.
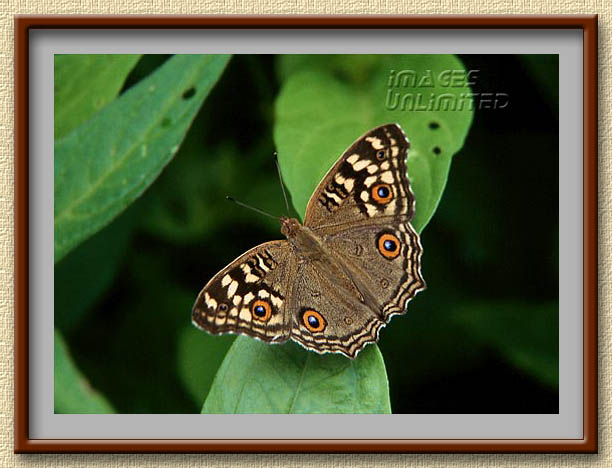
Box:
203;337;390;413
453;301;559;388
54;54;142;139
54;54;232;262
54;329;115;413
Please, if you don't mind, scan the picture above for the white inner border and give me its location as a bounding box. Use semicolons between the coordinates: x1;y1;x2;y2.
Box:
30;29;582;439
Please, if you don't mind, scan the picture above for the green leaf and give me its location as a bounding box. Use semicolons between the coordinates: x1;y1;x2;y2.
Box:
275;54;474;232
54;204;137;333
54;329;115;413
276;54;382;85
54;54;232;262
453;301;559;388
54;54;142;139
177;326;235;406
203;337;390;413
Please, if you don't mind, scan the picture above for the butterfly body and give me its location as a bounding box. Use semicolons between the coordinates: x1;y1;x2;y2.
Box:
280;216;324;261
193;123;426;358
281;215;382;316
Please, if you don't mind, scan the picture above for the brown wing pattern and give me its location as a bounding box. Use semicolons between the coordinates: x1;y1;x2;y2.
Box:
192;241;297;343
304;123;414;230
288;260;386;359
325;221;426;322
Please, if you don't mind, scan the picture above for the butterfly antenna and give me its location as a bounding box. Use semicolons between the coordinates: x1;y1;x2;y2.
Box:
225;196;280;220
274;152;291;216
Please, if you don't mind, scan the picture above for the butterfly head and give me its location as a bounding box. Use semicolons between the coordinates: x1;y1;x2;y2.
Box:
280;216;302;239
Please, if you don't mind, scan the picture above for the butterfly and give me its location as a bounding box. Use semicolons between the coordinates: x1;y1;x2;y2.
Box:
192;123;425;358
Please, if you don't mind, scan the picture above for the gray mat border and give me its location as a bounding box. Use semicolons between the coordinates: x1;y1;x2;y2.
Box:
31;28;581;440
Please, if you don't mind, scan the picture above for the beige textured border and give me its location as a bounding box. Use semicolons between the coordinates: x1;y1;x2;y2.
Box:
2;2;608;465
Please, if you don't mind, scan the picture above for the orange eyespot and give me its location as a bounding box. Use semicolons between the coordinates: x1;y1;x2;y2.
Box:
371;183;393;204
377;233;401;259
302;309;326;333
251;300;272;322
376;149;387;160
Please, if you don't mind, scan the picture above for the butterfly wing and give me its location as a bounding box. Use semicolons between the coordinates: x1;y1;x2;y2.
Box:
288;260;386;359
304;123;414;230
305;123;425;322
192;241;297;343
324;222;425;322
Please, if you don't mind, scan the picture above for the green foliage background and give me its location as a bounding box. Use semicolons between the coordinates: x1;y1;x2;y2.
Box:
54;54;559;414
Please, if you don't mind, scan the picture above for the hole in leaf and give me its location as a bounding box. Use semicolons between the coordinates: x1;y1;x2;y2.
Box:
182;87;196;99
429;121;440;130
433;146;442;155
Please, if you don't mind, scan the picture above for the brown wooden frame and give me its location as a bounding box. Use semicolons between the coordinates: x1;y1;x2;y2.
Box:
14;14;598;453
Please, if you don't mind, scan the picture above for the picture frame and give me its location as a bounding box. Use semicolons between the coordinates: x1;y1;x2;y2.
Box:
14;15;598;453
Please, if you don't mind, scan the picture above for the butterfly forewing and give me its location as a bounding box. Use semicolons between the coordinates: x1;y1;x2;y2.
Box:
192;241;296;343
304;123;414;230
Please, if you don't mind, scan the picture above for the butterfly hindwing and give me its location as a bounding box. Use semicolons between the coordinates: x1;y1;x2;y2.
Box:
304;123;414;230
323;221;425;322
288;260;386;358
192;241;296;343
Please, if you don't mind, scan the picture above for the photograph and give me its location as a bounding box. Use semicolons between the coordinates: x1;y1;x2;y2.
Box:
53;52;559;415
